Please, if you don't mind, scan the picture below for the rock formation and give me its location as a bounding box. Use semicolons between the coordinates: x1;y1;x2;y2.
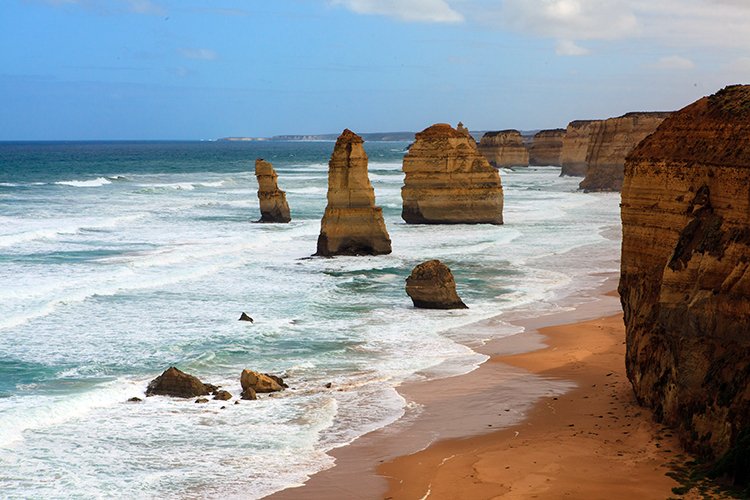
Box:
528;129;565;166
255;159;291;223
315;129;392;256
579;112;671;191
145;367;215;398
477;129;529;168
240;369;286;394
405;260;467;309
238;312;253;322
620;85;750;483
560;120;602;177
402;123;504;224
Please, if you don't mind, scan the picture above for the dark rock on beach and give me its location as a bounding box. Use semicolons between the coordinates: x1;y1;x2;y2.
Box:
146;367;214;398
213;390;232;401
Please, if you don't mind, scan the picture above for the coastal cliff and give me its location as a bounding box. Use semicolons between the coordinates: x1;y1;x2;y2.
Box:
579;112;671;192
620;85;750;482
315;129;392;256
560;120;601;177
254;159;291;223
402;123;503;224
528;129;564;166
477;130;529;168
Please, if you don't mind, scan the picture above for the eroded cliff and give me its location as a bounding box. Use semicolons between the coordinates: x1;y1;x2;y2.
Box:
528;129;564;166
255;159;291;223
620;85;750;484
402;123;503;224
579;112;671;192
477;129;529;168
560;120;601;177
315;129;392;256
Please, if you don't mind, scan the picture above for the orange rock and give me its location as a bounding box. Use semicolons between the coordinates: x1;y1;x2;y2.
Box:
528;128;565;166
560;120;601;177
255;159;291;223
406;260;467;309
477;129;529;168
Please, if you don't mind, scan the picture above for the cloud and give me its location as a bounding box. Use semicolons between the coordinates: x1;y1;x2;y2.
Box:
331;0;463;23
651;56;695;70
33;0;165;15
123;0;164;15
179;48;218;61
556;39;589;56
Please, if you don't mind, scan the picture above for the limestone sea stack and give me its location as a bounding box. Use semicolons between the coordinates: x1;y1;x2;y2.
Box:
315;129;392;256
406;260;467;309
255;159;291;223
528;129;565;166
559;120;601;176
402;123;504;224
477;129;529;168
620;85;750;482
579;112;671;191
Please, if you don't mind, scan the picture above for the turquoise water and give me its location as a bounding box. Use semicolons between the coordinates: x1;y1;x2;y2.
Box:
0;141;620;498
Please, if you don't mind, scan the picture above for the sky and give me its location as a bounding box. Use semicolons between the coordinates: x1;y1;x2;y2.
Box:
1;0;749;140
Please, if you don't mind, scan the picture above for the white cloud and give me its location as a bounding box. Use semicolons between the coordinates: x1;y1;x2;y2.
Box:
35;0;165;15
331;0;463;23
556;39;589;56
123;0;164;15
652;56;695;70
179;48;218;61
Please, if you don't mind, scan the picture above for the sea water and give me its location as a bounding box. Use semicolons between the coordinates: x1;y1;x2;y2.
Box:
0;141;620;498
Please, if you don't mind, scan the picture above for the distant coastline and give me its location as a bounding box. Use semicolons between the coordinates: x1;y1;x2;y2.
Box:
218;130;542;143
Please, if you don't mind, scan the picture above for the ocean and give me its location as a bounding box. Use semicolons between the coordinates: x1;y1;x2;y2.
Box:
0;140;620;498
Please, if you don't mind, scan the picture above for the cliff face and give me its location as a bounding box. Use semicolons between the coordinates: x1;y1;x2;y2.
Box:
402;123;504;224
620;85;750;475
579;112;671;192
560;120;601;177
254;159;291;223
315;129;392;256
528;129;565;166
477;129;529;168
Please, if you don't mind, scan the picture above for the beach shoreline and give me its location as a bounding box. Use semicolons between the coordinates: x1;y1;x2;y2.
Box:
269;274;685;499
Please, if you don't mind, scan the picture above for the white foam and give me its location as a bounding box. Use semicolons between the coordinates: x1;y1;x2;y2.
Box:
55;177;112;188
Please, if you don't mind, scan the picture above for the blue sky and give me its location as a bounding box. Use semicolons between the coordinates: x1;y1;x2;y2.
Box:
2;0;749;139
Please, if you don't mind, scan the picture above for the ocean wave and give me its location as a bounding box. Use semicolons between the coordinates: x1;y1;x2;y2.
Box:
55;177;112;188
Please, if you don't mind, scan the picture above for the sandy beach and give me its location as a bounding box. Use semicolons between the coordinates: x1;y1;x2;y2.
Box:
271;282;688;499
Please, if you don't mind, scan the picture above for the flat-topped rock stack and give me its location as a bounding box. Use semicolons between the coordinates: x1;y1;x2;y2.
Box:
255;159;291;223
315;129;392;256
402;123;504;225
528;129;564;166
560;120;602;177
477;129;529;168
579;112;671;191
620;85;750;484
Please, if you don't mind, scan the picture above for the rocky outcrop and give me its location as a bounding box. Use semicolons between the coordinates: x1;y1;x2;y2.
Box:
405;260;467;309
579;112;671;191
402;123;504;224
240;369;287;394
238;312;253;322
620;85;750;483
528;129;564;166
477;130;529;168
315;129;392;256
560;120;601;176
255;159;291;223
145;367;215;398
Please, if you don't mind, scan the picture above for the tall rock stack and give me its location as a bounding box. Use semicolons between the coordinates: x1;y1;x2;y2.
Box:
528;128;565;166
477;130;529;168
620;85;750;482
315;129;392;256
254;159;291;223
579;112;671;191
402;123;504;225
560;120;601;177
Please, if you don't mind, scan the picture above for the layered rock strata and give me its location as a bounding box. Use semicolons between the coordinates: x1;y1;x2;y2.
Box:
402;123;504;224
255;159;291;223
406;260;467;309
315;130;392;256
579;112;671;191
477;130;529;168
560;120;601;176
528;129;565;166
620;85;750;481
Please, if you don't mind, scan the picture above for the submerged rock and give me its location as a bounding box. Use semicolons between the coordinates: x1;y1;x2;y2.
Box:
620;85;750;484
146;367;213;398
240;369;286;394
213;390;232;401
315;129;392;256
127;397;142;403
255;159;291;223
402;123;504;224
405;260;467;309
194;398;209;404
